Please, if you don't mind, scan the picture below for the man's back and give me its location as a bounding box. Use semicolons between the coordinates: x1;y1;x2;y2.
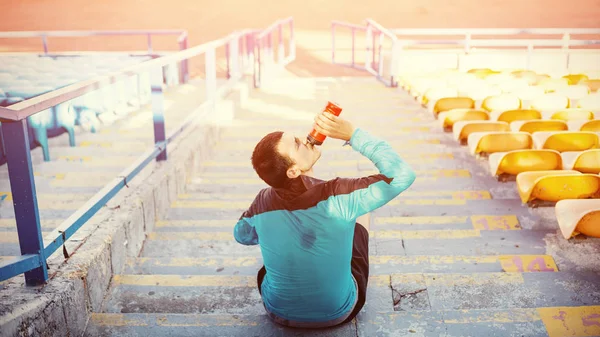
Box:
244;181;360;322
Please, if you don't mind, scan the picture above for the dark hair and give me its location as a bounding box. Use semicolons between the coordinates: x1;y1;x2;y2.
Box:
251;131;294;188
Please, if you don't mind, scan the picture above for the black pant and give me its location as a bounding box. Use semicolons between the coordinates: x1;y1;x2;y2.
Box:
256;222;370;326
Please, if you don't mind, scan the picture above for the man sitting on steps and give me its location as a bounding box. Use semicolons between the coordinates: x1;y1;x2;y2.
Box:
233;110;416;328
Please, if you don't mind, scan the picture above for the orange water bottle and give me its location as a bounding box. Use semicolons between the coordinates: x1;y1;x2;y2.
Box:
307;101;343;146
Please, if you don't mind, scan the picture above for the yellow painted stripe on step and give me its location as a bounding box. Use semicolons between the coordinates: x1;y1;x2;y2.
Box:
376;215;520;231
90;313;148;327
388;199;466;206
0;219;62;229
112;275;255;287
424;272;525;286
376;216;468;225
471;215;521;230
56;155;138;165
0;192;93;202
155;220;233;228
538;306;600;337
443;308;541;324
499;255;558;272
170;201;249;209
374;229;481;239
0;233;21;243
128;254;557;272
147;232;233;241
175;190;491;201
169;199;466;208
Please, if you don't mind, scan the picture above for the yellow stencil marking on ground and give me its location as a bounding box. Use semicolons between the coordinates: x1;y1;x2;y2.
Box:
375;216;468;225
156;315;260;327
451;191;491;200
471;215;521;231
538;306;600;337
0;219;63;229
155;220;233;228
147;232;233;241
90;313;148;327
131;257;260;268
374;229;481;239
499;255;558;272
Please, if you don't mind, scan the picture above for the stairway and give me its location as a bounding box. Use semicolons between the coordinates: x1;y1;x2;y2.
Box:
85;77;600;337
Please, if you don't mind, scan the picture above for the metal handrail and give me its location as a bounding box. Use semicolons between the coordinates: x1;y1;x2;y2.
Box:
389;28;600;35
365;18;399;87
331;21;368;71
253;17;296;88
0;19;295;285
0;29;188;55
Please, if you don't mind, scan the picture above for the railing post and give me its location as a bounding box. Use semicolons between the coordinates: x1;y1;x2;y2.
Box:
147;34;153;54
254;38;262;88
268;32;274;63
331;23;336;64
278;24;284;65
205;47;217;110
225;42;231;79
562;33;571;70
151;67;167;161
41;35;49;55
1;120;47;286
178;34;189;84
289;20;296;61
526;44;533;70
351;27;356;67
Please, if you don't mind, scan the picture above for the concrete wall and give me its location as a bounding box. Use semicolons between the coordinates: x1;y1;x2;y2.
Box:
0;78;249;337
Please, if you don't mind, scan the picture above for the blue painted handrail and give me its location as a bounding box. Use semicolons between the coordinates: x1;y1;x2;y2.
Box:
0;18;296;285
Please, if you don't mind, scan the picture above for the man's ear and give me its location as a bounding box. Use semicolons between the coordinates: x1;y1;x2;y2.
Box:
286;165;301;179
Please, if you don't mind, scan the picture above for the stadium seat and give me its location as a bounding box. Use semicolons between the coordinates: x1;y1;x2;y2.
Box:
563;74;589;85
561;149;600;173
550;109;595;121
468;131;533;155
510;120;568;133
555;199;600;239
438;109;489;130
481;94;521;112
516;170;600;204
489;149;562;176
530;93;570;111
577;93;600;110
567;119;600;132
467;68;496;79
423;87;457;106
432;97;475;116
515;86;546;108
491;109;542;123
453;121;509;143
537;77;570;92
554;85;591;106
532;131;599;152
581;79;600;93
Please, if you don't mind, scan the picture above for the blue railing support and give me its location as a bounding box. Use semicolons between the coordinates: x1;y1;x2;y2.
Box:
151;68;167;161
1;119;47;285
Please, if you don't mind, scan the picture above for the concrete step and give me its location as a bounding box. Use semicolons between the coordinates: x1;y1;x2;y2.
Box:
99;271;600;315
85;305;600;336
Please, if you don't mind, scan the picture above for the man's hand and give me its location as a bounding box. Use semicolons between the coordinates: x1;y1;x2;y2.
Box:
313;111;355;142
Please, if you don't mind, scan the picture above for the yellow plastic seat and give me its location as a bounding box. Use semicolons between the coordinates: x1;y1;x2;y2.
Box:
510;120;568;133
538;78;570;92
516;170;600;203
581;79;600;93
489;149;562;176
530;94;570;111
468;131;533;155
550;108;595;121
468;68;497;79
563;74;589;85
482;94;522;112
532;131;599;152
438;109;489;130
555;199;600;239
567;120;600;132
452;121;509;143
433;97;475;116
577;93;600;110
561;149;600;173
491;109;542;123
515;86;546;107
496;78;530;93
554;85;591;103
463;86;502;101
